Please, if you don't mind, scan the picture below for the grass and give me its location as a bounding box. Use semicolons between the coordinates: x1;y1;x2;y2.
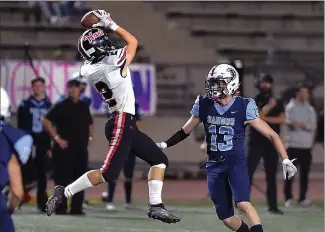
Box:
14;201;324;232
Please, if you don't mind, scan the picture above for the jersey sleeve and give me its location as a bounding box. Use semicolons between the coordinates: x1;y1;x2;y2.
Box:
113;47;127;66
2;125;33;164
246;98;259;121
190;95;200;117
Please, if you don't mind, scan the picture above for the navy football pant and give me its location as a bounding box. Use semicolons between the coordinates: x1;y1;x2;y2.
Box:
100;112;168;182
0;193;14;232
107;152;136;203
206;155;250;220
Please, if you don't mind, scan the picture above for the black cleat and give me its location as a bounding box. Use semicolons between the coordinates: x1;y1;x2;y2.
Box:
267;208;284;215
148;204;180;224
46;185;65;216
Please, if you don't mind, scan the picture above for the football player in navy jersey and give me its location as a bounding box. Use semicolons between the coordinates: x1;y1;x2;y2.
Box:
156;64;297;232
0;87;33;232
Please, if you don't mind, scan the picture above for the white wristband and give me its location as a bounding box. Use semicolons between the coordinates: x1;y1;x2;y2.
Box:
161;142;167;149
110;24;119;31
54;135;59;141
89;136;93;141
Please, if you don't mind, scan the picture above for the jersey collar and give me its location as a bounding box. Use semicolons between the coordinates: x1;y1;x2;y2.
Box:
214;96;236;115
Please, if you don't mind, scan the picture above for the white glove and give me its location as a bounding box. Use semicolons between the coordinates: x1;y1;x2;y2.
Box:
156;142;167;150
92;10;119;31
282;158;297;180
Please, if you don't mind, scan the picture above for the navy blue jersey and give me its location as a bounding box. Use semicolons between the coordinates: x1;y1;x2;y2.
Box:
191;95;259;158
0;120;33;190
17;96;52;145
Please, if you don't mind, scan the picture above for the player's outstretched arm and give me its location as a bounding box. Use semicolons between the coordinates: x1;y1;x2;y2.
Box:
157;116;200;149
115;27;138;67
92;10;138;69
246;118;297;179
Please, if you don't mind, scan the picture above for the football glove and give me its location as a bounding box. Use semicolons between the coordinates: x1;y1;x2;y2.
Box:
282;158;297;180
92;10;119;31
156;142;167;150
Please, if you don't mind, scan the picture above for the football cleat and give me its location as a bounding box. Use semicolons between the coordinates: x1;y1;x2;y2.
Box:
46;185;65;216
148;204;180;224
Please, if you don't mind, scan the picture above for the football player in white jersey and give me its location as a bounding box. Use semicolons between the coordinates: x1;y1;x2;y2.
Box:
46;10;180;224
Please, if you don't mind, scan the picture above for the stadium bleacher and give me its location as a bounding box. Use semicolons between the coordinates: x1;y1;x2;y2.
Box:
1;1;323;113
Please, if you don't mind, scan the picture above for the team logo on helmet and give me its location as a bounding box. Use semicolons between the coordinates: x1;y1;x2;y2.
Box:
83;30;105;43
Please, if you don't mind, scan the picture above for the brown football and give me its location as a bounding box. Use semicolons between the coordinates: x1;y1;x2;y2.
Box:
80;10;100;29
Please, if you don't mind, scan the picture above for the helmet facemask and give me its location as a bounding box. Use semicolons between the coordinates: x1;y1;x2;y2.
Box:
205;65;240;101
206;77;232;100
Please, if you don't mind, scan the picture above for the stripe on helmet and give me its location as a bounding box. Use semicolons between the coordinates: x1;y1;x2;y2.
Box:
78;30;92;60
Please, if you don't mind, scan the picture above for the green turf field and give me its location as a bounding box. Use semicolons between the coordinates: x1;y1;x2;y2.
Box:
14;202;324;232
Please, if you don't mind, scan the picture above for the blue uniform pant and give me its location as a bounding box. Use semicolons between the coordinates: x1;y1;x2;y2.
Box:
206;155;250;220
0;193;14;232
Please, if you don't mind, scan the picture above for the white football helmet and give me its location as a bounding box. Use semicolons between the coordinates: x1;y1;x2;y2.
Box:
0;87;11;119
205;64;240;100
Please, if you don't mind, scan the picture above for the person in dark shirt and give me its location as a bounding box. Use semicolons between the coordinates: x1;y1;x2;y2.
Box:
247;74;286;215
42;79;94;215
17;77;52;212
56;72;92;107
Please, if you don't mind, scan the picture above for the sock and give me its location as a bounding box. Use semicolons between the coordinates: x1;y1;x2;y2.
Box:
108;182;116;203
148;180;163;205
124;180;132;204
237;220;249;232
64;171;93;198
250;224;263;232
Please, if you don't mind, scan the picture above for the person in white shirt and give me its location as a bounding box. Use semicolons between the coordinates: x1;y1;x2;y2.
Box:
284;83;317;207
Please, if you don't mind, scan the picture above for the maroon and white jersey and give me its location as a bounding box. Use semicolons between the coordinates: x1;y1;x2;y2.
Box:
81;47;135;115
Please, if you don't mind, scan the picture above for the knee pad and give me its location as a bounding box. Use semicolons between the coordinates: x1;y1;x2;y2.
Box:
153;155;169;167
151;163;167;169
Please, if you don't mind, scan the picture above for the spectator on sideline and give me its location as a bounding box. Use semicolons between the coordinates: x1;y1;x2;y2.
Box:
56;72;91;107
247;73;285;215
284;83;317;207
17;77;52;212
43;79;93;215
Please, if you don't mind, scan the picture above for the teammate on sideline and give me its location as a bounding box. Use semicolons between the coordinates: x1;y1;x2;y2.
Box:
46;10;180;224
156;64;297;232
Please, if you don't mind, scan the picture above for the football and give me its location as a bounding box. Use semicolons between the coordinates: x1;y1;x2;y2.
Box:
81;10;100;29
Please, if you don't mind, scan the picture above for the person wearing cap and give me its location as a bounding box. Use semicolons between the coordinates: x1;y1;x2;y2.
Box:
247;73;286;215
42;79;94;215
56;72;92;107
17;77;52;212
0;87;33;232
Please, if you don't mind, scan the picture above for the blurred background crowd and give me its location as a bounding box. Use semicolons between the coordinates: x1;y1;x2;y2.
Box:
0;0;323;217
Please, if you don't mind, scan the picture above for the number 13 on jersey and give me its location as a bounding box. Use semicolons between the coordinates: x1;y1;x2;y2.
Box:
208;125;234;152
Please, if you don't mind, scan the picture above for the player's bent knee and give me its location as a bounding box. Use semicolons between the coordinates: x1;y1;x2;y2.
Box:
236;201;253;214
151;163;167;169
152;155;169;168
222;217;233;227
